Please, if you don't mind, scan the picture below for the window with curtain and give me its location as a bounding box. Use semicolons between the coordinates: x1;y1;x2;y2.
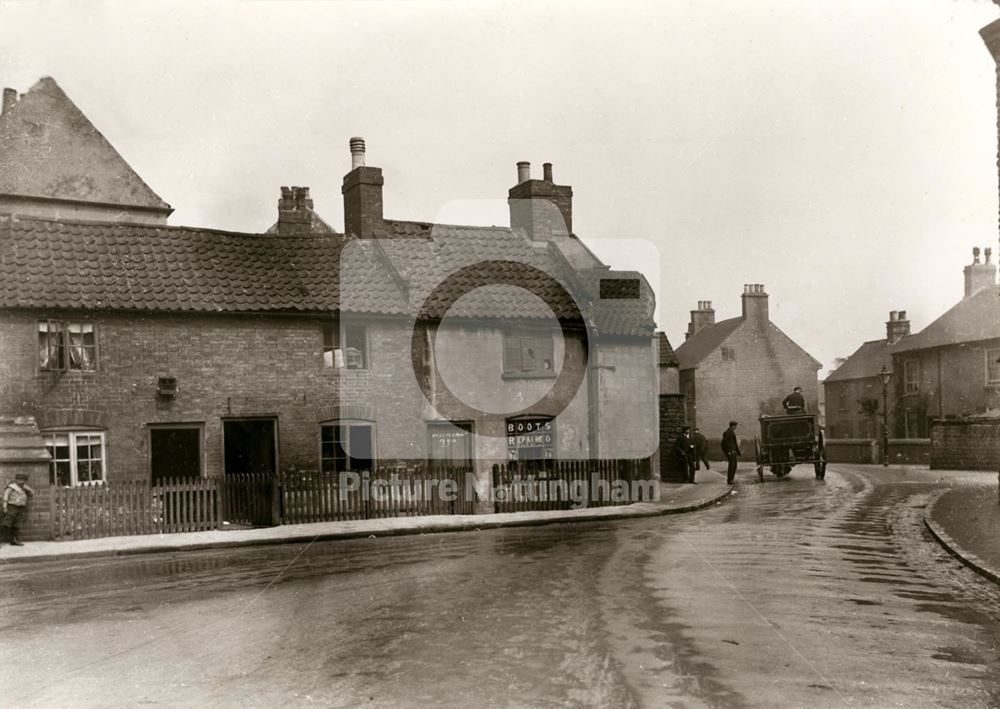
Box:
323;322;368;370
45;431;106;486
38;320;96;371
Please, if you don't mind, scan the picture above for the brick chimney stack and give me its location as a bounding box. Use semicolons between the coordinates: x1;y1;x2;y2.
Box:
275;186;315;236
508;161;573;241
886;310;910;344
1;88;16;115
686;301;715;340
342;136;384;239
740;284;769;323
963;246;997;297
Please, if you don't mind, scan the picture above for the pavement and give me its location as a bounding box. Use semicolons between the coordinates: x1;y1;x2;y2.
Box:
924;476;1000;585
0;471;735;565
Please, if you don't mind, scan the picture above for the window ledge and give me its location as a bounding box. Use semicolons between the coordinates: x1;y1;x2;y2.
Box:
502;371;557;381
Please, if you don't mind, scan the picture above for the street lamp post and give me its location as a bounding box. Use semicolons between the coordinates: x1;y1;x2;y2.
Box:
880;365;893;467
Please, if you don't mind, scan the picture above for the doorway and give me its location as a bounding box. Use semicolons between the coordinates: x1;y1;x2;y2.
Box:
223;418;277;476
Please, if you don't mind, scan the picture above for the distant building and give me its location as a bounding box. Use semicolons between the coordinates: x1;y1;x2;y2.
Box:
0;77;171;224
674;285;821;452
823;311;909;439
889;247;1000;436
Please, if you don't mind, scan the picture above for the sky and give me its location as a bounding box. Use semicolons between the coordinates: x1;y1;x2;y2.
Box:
1;0;998;376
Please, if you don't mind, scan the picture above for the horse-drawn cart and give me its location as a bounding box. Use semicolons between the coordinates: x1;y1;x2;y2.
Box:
753;413;826;482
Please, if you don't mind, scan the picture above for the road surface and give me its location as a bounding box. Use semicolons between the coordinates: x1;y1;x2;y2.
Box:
2;465;998;708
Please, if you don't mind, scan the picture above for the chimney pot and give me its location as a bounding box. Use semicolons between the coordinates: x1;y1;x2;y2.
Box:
974;246;981;264
349;137;366;170
517;161;531;184
543;162;553;182
987;248;993;264
1;88;15;115
886;308;911;343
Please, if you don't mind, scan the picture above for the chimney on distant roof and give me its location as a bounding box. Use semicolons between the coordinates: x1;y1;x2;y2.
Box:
517;161;531;183
276;186;314;236
342;136;384;239
886;310;910;344
508;160;573;241
964;246;997;297
740;284;769;323
686;300;715;340
1;88;15;115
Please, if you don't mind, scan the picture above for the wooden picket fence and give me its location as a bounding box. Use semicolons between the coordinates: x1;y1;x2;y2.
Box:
51;477;219;540
50;458;653;540
221;472;278;527
278;466;475;523
491;459;652;513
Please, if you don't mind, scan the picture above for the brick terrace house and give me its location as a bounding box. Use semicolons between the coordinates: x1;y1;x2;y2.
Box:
824;310;910;439
0;82;665;522
674;285;821;455
889;247;1000;437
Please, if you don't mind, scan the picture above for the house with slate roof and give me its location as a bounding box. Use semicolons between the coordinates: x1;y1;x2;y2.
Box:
889;247;1000;437
0;78;172;224
0;111;664;501
824;311;910;439
674;285;821;456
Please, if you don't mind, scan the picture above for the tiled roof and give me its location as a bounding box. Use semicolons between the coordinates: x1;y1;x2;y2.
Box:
0;216;658;335
0;78;171;212
674;317;742;369
0;216;404;314
824;339;892;383
675;316;821;371
891;286;1000;353
375;220;656;334
658;332;679;367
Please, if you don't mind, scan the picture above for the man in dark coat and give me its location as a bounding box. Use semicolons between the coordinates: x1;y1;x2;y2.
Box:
782;386;806;414
721;421;742;485
673;427;696;483
692;428;710;471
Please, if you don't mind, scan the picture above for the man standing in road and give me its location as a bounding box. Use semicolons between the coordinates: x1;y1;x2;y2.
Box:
673;427;697;483
692;427;711;472
722;421;741;485
782;386;806;414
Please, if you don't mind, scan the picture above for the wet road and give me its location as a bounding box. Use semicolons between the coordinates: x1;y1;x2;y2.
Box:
2;465;999;708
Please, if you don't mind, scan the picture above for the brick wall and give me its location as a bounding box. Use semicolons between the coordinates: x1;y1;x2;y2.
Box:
0;309;658;492
658;394;687;482
931;418;1000;470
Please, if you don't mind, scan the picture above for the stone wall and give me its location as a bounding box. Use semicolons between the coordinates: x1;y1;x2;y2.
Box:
825;439;877;464
931;418;1000;471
